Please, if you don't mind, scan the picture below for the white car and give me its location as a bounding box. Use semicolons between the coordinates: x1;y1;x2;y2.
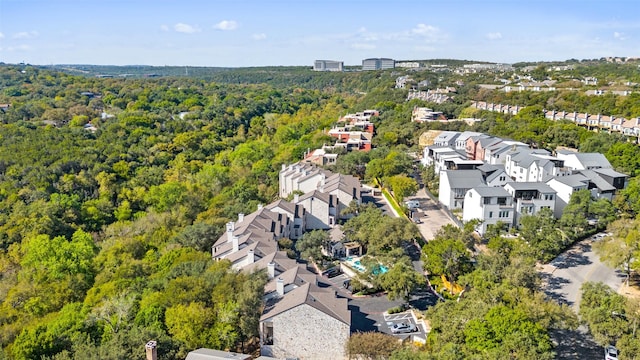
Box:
390;322;417;334
605;345;618;360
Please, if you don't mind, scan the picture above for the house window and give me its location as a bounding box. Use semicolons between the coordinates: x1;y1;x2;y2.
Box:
499;176;506;181
489;211;493;218
263;322;274;345
497;197;507;205
544;194;554;200
499;211;509;218
483;197;491;204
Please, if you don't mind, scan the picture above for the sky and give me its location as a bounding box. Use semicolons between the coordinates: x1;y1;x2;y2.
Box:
0;0;639;67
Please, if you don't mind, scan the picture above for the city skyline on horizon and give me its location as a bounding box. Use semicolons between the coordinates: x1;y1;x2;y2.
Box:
1;0;639;67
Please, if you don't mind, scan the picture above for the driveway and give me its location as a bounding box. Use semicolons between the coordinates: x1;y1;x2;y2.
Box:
539;235;625;309
405;187;457;241
539;233;626;359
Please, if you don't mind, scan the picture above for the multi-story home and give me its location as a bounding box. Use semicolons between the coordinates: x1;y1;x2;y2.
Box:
432;131;461;147
260;266;350;360
454;131;484;151
438;170;485;210
412;107;446;122
505;149;568;182
295;190;337;230
555;149;612;170
483;141;528;165
462;186;514;235
279;163;329;198
477;164;510;187
266;199;306;240
546;175;590;217
504;182;556;225
327;127;373;152
591;168;629;190
465;135;499;160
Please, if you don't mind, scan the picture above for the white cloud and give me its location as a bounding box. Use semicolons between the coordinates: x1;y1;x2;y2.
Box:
214;20;238;31
614;31;627;40
8;45;32;51
252;33;267;40
160;24;169;31
412;24;439;36
351;43;376;50
13;31;38;39
486;32;502;40
0;32;4;39
174;23;200;34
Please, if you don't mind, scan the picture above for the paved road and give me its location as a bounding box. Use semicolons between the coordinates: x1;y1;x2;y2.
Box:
405;187;457;242
539;236;625;310
539;234;626;359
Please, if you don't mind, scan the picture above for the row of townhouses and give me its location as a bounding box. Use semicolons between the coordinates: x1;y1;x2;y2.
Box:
422;130;628;235
211;162;362;360
304;110;378;166
472;101;640;141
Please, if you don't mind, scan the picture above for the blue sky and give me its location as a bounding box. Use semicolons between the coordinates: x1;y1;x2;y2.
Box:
0;0;639;67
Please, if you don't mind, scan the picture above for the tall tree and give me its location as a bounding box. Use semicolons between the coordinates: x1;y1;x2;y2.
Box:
593;218;640;284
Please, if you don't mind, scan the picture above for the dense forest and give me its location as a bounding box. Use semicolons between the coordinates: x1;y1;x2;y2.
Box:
1;61;640;359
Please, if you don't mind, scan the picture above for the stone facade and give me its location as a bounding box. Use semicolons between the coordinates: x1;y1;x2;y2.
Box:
261;304;349;360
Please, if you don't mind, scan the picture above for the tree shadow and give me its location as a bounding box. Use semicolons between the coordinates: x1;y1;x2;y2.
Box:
408;288;438;311
550;326;602;360
552;252;592;269
348;303;378;333
540;273;573;306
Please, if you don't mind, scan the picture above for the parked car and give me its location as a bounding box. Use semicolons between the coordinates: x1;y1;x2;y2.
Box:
342;279;353;292
322;267;342;278
604;345;618;360
405;200;420;210
390;322;417;334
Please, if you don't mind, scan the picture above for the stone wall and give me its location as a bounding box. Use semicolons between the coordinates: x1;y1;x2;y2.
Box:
263;304;349;360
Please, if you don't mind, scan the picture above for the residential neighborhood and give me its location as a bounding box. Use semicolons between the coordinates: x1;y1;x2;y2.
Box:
423;129;629;235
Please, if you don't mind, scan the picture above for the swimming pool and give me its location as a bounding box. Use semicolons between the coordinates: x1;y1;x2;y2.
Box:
345;258;387;275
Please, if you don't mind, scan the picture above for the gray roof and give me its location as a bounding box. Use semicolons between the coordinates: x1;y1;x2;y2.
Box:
185;348;252;360
261;282;350;325
547;174;589;188
577;170;616;192
444;170;485;189
434;131;460;143
593;167;628;178
504;182;556;193
574;153;612;169
476;164;503;174
485;169;508;183
472;186;511;197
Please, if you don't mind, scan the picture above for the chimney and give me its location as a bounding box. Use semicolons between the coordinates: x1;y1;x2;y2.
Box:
276;277;285;296
232;236;239;253
293;194;299;203
226;222;234;242
267;262;276;279
238;213;244;223
145;340;157;360
247;249;255;264
282;163;286;171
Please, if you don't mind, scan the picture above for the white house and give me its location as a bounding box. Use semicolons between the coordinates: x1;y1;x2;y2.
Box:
438;170;485;210
462;186;514;235
503;182;556;225
555;149;612;170
546;175;590;217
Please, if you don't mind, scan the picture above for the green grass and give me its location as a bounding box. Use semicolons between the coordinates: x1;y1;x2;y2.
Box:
381;187;407;218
